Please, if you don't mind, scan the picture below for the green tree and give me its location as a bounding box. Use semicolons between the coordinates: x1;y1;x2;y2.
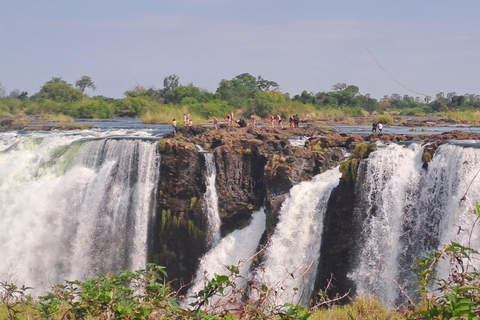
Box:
75;76;96;93
164;83;214;104
256;75;279;91
163;74;180;92
216;73;258;108
35;77;83;102
247;90;274;118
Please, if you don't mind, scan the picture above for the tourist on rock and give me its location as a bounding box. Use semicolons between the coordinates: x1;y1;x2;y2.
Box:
213;117;218;130
294;114;300;128
251;115;256;127
226;113;231;126
277;114;283;129
172;119;177;135
372;122;378;133
289;117;294;128
378;123;383;133
270;114;275;127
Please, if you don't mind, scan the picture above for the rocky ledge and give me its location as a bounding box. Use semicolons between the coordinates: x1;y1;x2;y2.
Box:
153;125;480;292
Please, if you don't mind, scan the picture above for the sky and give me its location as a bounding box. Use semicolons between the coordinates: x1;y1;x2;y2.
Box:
1;0;480;100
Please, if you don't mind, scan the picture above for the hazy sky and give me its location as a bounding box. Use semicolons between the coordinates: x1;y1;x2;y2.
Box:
1;0;479;100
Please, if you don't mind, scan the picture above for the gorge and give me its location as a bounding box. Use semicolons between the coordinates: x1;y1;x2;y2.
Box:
1;125;480;308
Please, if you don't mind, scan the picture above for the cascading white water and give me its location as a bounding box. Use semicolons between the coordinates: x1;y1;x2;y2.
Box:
416;143;480;278
254;168;341;306
197;146;221;246
349;143;425;304
0;132;159;295
183;209;266;310
350;142;480;305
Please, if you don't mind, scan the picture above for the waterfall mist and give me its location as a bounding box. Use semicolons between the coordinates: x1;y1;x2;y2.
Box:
0;133;159;295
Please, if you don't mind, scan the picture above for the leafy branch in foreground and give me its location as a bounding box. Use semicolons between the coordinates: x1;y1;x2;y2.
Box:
38;263;181;319
408;203;480;320
0;281;32;320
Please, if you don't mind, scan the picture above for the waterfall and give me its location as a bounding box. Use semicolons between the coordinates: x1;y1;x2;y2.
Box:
350;142;480;305
197;145;221;246
0;133;159;295
350;143;424;304
183;209;266;310
254;168;341;306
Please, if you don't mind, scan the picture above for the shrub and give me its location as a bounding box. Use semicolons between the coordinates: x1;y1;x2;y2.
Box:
375;114;394;125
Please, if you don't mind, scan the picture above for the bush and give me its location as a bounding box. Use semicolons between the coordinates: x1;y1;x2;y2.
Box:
375;114;394;125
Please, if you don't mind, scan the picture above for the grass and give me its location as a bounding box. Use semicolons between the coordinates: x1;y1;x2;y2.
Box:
310;295;406;320
44;113;74;122
445;110;480;125
0;295;407;320
141;105;209;125
375;114;394;125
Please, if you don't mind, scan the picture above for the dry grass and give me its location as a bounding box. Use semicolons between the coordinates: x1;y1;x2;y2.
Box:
445;110;480;125
141;106;209;125
310;295;406;320
44;113;74;122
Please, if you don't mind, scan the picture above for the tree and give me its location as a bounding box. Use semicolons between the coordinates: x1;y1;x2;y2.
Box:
390;93;401;100
163;74;179;92
215;73;258;108
249;91;274;118
35;77;83;102
75;76;96;93
332;83;347;92
8;89;20;99
163;84;214;104
256;76;279;91
18;92;28;100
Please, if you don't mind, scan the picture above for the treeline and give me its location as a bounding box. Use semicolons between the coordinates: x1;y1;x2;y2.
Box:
1;74;480;122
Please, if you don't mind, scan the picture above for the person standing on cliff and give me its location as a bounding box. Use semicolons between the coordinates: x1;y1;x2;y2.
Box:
378;123;383;133
270;114;275;127
277;114;283;129
172;119;177;135
251;115;256;127
294;114;299;128
372;122;377;133
213;117;218;130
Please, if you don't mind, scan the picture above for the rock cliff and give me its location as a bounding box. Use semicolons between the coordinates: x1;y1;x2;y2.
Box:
152;125;480;296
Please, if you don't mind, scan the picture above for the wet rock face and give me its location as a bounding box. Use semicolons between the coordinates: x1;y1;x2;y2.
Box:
152;140;208;284
154;127;348;283
315;180;357;299
154;127;480;287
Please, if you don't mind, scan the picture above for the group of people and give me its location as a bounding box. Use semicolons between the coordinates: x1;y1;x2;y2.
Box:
173;112;301;134
268;114;300;129
289;115;300;128
172;113;193;135
371;122;383;133
183;113;193;127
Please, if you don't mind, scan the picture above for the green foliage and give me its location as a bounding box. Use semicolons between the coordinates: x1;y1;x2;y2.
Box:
0;281;33;319
38;264;179;319
339;158;359;183
351;142;376;159
408;203;480;320
34;77;83;102
190;197;197;209
423;151;432;163
75;75;96;93
340;143;377;183
375;114;394;125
